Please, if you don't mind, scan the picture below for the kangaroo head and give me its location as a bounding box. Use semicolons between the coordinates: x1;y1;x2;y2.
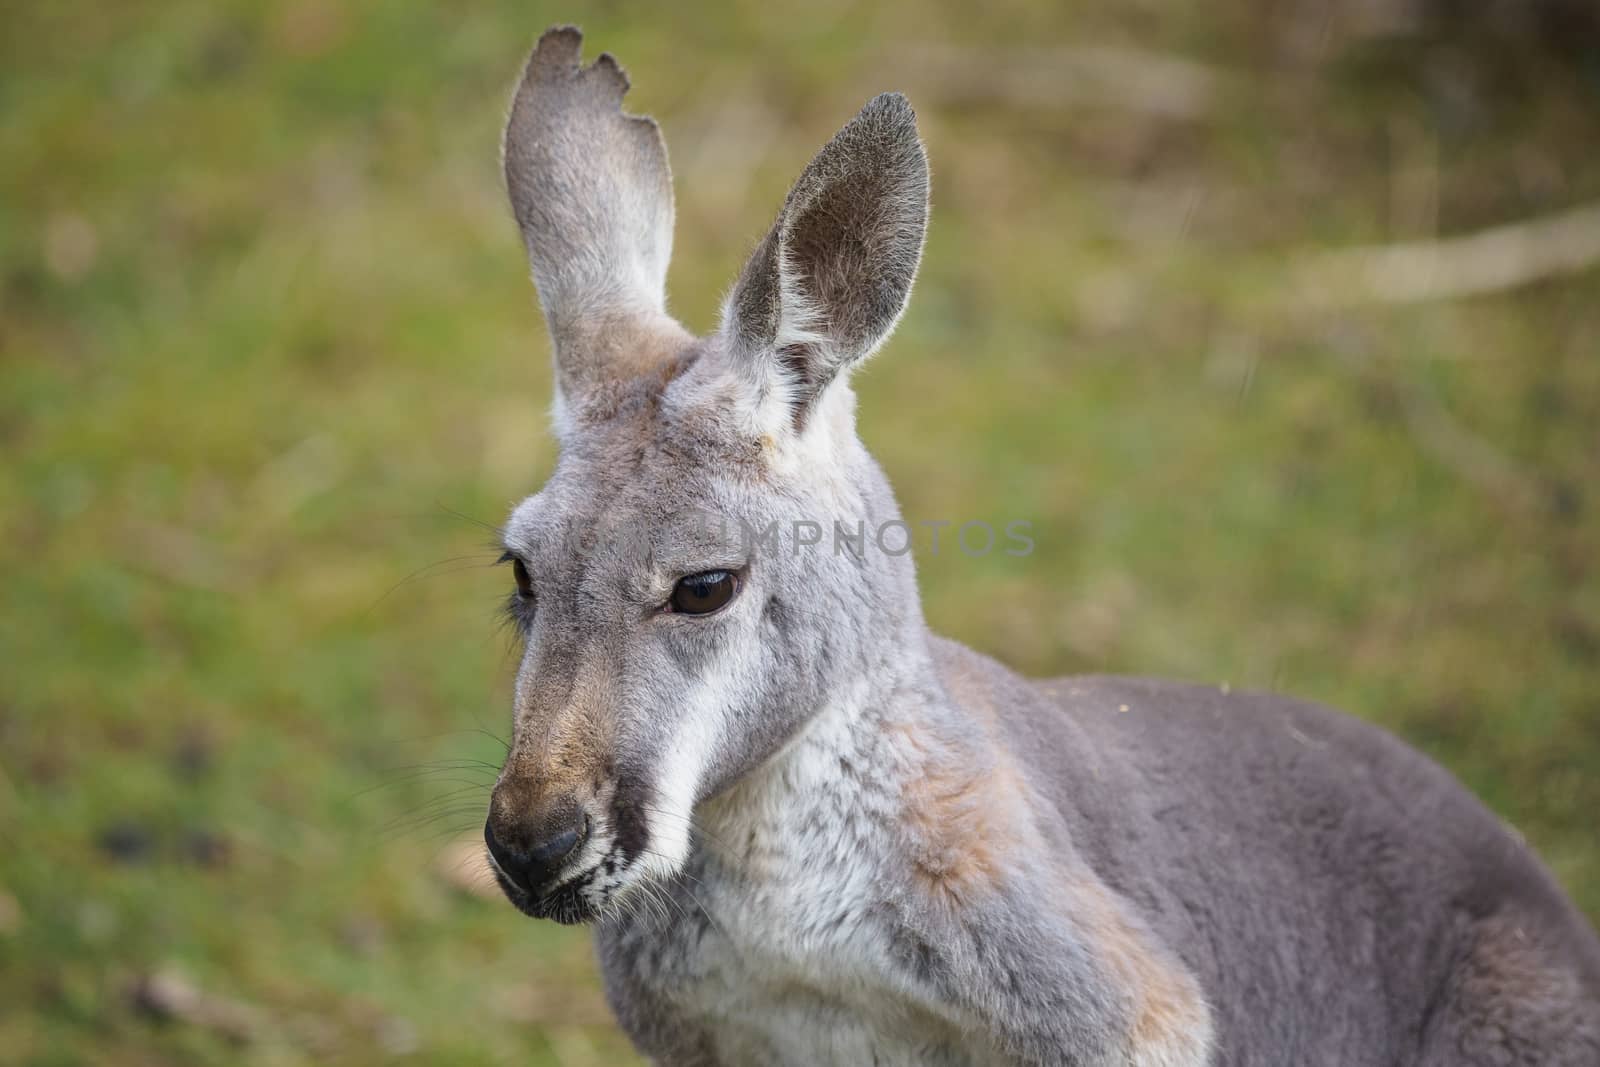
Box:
483;27;929;923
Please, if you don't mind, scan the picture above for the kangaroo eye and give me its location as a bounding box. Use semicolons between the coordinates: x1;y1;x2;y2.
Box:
669;571;737;615
511;558;534;599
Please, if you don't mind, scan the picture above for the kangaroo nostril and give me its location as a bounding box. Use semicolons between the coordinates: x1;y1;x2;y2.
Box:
484;819;521;886
484;819;525;878
483;809;589;897
530;827;578;864
529;812;589;865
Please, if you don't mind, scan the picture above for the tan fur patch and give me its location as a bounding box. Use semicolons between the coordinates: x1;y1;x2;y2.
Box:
503;660;619;809
898;659;1032;900
892;720;1027;903
893;714;1211;1062
565;316;696;426
926;654;1210;1061
1075;881;1212;1064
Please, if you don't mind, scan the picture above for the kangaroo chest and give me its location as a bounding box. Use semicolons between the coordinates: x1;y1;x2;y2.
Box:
617;841;987;1067
599;728;1005;1067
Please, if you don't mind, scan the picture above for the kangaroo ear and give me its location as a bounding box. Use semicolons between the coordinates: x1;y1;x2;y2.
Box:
504;27;688;402
723;93;930;431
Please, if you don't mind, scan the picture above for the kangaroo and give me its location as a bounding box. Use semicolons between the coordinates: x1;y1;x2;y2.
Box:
480;25;1600;1067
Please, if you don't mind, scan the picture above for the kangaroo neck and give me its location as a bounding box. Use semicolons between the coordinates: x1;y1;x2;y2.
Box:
693;627;996;880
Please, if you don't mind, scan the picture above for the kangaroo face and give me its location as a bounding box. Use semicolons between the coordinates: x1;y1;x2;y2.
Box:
489;353;911;922
484;29;927;922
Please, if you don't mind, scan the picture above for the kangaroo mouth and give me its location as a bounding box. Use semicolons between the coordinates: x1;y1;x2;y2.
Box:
493;866;600;925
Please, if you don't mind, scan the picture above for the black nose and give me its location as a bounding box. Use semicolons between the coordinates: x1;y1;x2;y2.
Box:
483;807;588;895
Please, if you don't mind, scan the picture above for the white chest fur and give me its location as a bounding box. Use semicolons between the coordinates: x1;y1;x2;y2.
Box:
626;701;996;1066
667;870;977;1066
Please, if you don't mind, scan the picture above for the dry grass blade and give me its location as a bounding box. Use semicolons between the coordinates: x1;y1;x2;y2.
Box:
1294;201;1600;306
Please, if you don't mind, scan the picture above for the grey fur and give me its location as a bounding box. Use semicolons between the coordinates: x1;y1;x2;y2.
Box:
504;26;686;400
482;26;1600;1067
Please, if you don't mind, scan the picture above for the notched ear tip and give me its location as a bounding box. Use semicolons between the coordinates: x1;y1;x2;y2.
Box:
521;26;631;105
594;52;632;92
529;24;584;76
503;25;681;400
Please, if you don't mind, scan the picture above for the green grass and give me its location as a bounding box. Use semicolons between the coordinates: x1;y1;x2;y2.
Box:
3;2;1598;1064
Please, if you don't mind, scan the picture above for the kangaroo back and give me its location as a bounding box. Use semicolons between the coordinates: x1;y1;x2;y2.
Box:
961;645;1600;1063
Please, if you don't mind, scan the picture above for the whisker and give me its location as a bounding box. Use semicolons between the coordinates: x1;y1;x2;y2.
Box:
380;816;488;847
435;503;504;537
368;555;503;612
351;767;497;800
633;848;730;942
374;728;510;753
377;758;502;771
635;803;740;855
367;793;493;840
378;800;491;841
369;778;497;813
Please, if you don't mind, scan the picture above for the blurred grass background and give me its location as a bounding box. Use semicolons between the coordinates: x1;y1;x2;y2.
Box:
3;1;1598;1064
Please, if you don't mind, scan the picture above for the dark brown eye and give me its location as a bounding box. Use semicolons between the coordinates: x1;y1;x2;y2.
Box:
511;558;533;599
669;570;737;615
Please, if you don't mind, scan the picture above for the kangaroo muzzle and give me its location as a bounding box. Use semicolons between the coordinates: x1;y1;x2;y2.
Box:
484;783;591;897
